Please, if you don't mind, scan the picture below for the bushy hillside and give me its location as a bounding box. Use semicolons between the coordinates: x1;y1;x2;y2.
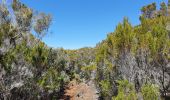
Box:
0;0;170;100
0;0;70;99
95;2;170;99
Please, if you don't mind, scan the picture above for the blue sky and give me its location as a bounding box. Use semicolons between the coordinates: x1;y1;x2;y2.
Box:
20;0;168;49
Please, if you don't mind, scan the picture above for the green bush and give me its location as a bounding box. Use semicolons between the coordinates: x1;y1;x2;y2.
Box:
112;80;137;100
141;84;160;100
99;80;112;97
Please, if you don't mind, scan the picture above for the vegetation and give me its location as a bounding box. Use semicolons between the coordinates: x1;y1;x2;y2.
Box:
95;1;170;99
141;84;160;100
0;0;169;99
112;80;137;100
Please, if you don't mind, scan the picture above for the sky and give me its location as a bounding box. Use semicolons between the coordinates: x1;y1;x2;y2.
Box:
20;0;168;49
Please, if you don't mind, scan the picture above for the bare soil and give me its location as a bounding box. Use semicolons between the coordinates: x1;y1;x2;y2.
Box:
62;80;98;100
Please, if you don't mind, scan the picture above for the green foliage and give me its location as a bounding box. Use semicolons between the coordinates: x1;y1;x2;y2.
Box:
137;16;170;60
47;48;67;71
106;18;136;56
65;47;96;80
0;50;15;73
95;3;170;99
99;80;112;97
81;63;97;80
95;41;109;63
34;13;52;39
12;0;33;31
38;68;64;90
112;80;137;100
160;2;167;16
81;63;97;71
31;43;49;69
28;43;50;80
141;3;156;18
141;84;160;100
95;16;170;99
0;0;169;99
0;31;3;46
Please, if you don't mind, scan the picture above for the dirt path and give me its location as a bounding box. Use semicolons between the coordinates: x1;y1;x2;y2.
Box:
62;80;98;100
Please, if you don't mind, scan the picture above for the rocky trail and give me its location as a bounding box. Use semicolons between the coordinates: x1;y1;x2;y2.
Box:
61;80;99;100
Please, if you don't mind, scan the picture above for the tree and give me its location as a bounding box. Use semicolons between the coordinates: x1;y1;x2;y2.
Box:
112;18;136;55
12;0;52;39
12;0;33;32
34;13;52;39
141;3;157;18
160;2;167;16
0;0;52;99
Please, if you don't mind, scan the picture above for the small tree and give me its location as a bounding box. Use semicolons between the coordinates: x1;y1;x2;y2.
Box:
34;13;52;39
160;2;167;16
141;3;156;18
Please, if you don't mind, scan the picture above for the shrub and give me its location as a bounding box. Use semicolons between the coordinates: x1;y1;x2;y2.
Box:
112;80;137;100
141;84;159;100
